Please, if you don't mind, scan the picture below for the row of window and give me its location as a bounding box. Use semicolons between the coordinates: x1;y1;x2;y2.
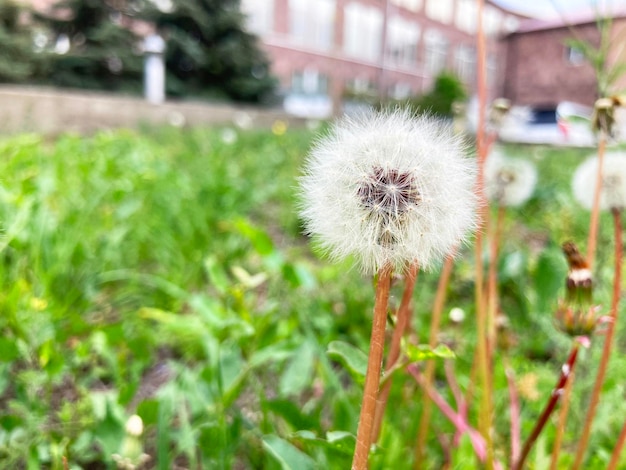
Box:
242;0;520;54
292;69;415;100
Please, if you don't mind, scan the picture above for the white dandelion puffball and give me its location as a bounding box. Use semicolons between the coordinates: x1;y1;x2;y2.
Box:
484;151;537;207
299;109;478;274
573;152;626;211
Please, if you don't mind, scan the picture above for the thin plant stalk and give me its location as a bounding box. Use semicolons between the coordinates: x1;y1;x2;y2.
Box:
473;0;494;466
587;130;606;268
505;366;521;466
487;205;505;357
572;208;623;470
607;418;626;470
512;345;580;470
352;265;393;470
549;369;576;470
413;252;456;468
372;263;419;443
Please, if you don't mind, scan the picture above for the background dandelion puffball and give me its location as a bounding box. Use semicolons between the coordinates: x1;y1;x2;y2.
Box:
573;152;626;211
299;109;478;274
484;151;538;207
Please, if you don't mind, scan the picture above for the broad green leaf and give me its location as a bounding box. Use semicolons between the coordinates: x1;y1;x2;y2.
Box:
233;218;275;255
262;435;316;470
404;343;456;363
327;341;367;378
0;338;20;363
204;256;230;295
280;340;316;397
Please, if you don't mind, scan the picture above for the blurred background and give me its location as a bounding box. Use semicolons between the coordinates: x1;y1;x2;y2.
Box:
2;0;626;142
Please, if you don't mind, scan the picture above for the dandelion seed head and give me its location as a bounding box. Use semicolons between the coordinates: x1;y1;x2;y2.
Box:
572;152;626;211
484;151;537;207
298;108;477;274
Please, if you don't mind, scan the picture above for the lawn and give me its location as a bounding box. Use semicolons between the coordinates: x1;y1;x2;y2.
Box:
0;125;623;469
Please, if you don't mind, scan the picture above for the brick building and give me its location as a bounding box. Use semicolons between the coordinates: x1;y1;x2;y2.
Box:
241;0;525;115
502;7;626;107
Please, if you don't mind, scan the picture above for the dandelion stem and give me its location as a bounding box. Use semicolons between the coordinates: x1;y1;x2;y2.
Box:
413;252;456;469
372;263;418;444
487;205;505;359
572;208;623;470
513;345;580;470
607;417;626;470
474;0;494;466
352;265;393;470
505;366;521;466
587;130;606;269
549;368;575;470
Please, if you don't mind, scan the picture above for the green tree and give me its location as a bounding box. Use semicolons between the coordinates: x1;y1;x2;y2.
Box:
0;0;46;83
141;0;276;102
37;0;143;92
410;72;467;117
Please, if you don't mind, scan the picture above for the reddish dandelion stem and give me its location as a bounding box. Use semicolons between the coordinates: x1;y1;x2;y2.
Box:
372;263;418;443
413;252;455;469
587;131;606;269
608;417;626;470
505;366;521;466
572;208;623;470
474;0;494;465
512;345;580;470
549;368;575;470
352;265;393;470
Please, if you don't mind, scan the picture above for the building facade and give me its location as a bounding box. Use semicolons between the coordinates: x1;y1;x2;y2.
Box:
502;10;626;107
241;0;524;115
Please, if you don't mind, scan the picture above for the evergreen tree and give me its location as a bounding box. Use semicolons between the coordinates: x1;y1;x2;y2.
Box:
0;0;46;83
37;0;143;92
141;0;276;102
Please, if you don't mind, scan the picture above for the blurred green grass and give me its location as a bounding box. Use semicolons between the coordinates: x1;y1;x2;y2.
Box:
0;127;623;469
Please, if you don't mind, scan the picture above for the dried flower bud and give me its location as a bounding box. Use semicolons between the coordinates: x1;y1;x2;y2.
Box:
555;302;601;337
556;241;601;337
592;97;616;135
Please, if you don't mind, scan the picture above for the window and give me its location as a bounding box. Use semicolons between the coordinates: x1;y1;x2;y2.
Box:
391;0;422;12
389;82;413;100
425;0;453;24
566;45;585;65
487;54;497;86
455;44;475;84
483;7;502;36
344;3;383;62
241;0;274;34
386;16;420;67
292;69;329;95
289;0;335;50
456;0;477;34
424;29;448;74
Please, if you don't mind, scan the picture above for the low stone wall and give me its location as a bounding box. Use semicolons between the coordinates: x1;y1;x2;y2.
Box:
0;85;301;135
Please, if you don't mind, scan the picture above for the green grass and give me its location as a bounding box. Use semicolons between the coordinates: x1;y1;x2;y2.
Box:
0;127;624;469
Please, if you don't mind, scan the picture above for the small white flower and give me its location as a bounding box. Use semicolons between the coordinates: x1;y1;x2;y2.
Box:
299;108;477;274
220;128;238;145
125;414;144;437
484;151;537;207
572;152;626;211
449;307;466;323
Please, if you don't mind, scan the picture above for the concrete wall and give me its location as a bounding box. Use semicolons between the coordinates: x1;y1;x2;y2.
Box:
0;86;300;136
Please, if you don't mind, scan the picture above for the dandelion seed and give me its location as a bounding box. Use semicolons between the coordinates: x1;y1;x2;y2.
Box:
299;108;477;274
572;152;626;211
484;151;537;207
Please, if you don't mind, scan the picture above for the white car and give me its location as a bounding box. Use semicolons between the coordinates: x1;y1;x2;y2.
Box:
498;101;596;147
